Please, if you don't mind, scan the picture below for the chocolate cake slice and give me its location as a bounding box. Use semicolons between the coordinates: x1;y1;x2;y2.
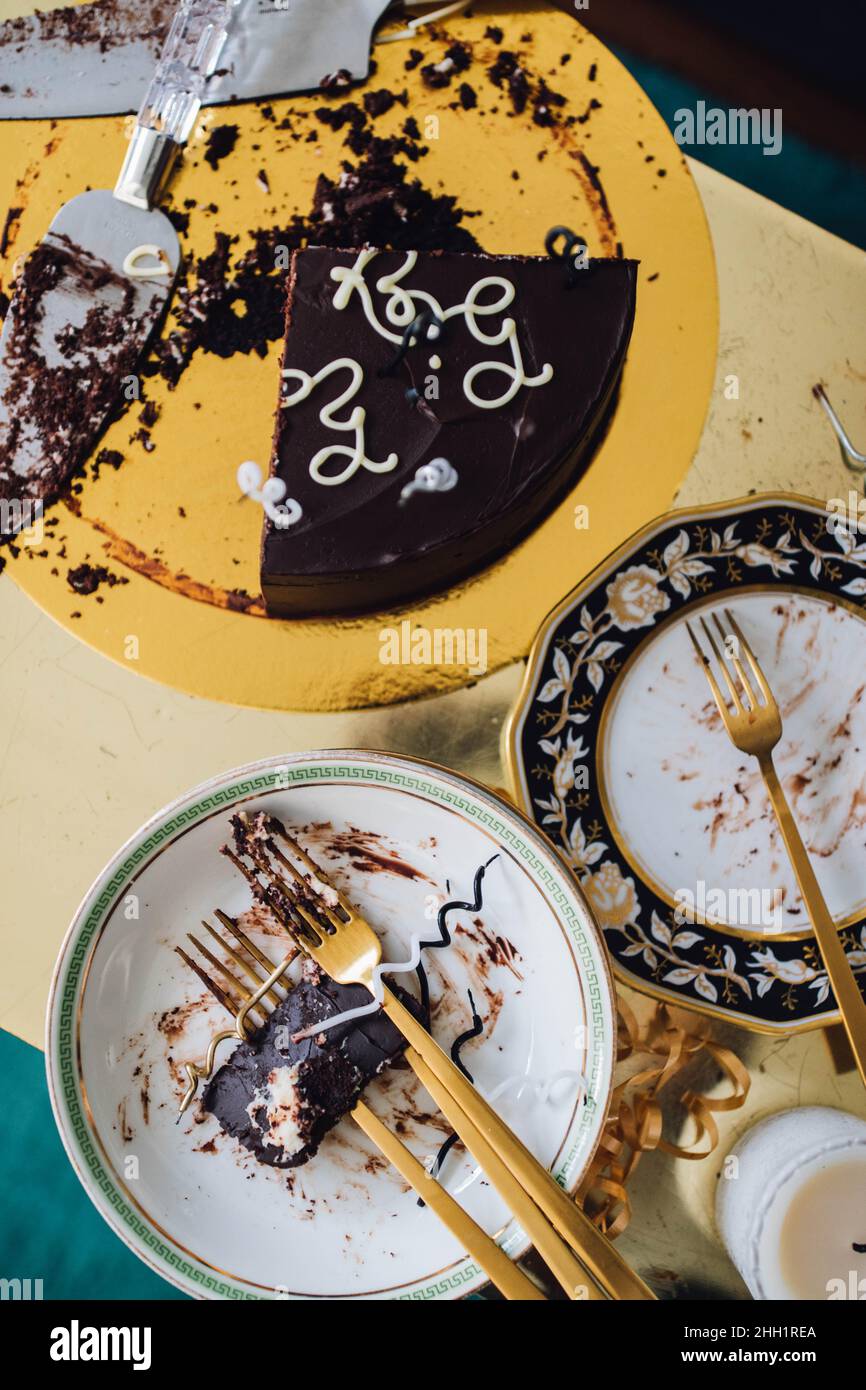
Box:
203;967;425;1168
261;245;637;615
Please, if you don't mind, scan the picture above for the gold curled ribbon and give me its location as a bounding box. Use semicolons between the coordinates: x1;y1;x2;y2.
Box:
178;950;297;1117
577;998;751;1238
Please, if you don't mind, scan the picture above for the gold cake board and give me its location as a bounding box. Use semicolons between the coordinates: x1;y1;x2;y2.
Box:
0;2;717;710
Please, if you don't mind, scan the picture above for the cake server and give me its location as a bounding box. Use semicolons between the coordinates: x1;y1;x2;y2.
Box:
227;816;655;1301
687;608;866;1089
0;0;239;530
0;0;396;119
176;910;545;1300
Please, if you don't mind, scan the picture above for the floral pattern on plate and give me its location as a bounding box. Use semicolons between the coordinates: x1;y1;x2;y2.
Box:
507;495;866;1032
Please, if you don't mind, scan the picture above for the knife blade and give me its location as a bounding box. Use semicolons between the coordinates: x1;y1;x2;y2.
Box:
0;0;394;120
0;0;236;534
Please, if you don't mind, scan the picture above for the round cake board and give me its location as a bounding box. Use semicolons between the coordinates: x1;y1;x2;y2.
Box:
0;1;718;711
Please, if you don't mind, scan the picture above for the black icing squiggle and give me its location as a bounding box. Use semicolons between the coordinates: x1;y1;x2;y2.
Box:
416;989;485;1206
378;307;445;382
412;857;498;1207
415;854;499;1015
449;989;485;1083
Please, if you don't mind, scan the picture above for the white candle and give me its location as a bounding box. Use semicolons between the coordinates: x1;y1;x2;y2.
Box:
716;1106;866;1300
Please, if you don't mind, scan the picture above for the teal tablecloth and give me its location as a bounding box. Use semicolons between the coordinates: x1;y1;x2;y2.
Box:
0;1029;187;1300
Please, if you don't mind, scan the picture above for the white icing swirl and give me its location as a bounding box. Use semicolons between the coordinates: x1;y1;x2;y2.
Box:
237;460;302;529
278;250;553;490
330;249;553;411
122;243;171;279
280;358;398;487
400;457;458;501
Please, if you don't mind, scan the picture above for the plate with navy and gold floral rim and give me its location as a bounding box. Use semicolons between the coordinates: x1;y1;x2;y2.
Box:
506;493;866;1034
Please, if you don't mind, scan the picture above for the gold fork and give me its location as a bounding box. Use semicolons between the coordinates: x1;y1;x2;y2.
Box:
177;911;545;1301
225;819;655;1301
687;606;866;1087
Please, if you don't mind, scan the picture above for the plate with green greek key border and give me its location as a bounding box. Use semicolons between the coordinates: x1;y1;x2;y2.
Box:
46;750;614;1300
507;493;866;1035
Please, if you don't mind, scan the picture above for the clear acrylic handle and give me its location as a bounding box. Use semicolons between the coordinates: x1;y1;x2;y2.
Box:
115;0;241;210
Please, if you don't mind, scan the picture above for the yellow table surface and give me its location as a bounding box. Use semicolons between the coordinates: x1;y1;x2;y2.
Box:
1;136;866;1291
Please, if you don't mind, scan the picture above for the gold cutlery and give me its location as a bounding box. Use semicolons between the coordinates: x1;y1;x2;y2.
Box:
224;820;655;1301
687;606;866;1087
177;912;545;1302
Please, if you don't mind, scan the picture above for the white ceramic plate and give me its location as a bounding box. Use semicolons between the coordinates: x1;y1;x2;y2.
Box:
507;493;866;1034
46;750;614;1300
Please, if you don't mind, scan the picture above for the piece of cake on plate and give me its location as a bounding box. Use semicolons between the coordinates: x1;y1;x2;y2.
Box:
203;965;426;1169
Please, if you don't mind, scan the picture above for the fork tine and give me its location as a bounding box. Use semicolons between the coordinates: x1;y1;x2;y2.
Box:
710;611;758;710
221;843;261;896
201;919;280;1000
175;945;239;1015
686;621;735;725
213;909;296;1007
214;908;292;970
695;616;743;713
271;843;348;931
282;894;327;942
272;827;355;920
186;932;270;1022
685;620;724;714
187;932;249;995
274;825;347;894
220;843;316;944
227;832;332;943
724;608;774;706
241;831;337;930
230;814;354;937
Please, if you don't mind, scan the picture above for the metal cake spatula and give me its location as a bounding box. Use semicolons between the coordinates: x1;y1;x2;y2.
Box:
0;0;239;533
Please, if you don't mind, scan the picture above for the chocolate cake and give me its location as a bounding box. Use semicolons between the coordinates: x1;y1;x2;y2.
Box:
262;245;637;615
203;967;424;1168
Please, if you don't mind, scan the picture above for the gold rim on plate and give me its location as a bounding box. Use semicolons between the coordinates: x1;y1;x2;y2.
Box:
505;491;866;1035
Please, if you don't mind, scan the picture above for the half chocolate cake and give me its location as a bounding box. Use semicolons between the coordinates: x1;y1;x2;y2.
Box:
261;245;637;615
203;967;425;1169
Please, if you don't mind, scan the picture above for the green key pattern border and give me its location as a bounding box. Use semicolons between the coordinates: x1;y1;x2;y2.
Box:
54;761;609;1301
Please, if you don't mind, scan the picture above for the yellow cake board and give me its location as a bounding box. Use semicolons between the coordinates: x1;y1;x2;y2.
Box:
0;1;718;710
